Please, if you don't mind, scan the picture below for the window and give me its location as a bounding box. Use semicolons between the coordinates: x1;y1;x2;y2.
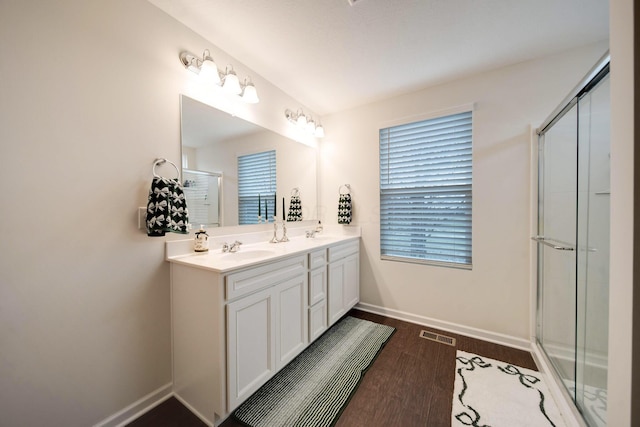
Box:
237;150;276;225
379;110;472;268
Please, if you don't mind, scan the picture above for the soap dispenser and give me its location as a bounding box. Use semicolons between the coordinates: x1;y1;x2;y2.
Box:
194;225;209;252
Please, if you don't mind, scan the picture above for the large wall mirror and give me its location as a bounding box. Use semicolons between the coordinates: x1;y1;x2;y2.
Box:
180;95;318;228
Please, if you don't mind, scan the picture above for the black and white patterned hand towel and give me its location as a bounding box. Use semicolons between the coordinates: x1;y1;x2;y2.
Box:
287;195;303;221
146;177;189;236
338;193;352;224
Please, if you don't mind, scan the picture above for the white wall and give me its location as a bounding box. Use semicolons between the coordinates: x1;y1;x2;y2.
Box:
1;0;633;425
319;42;608;340
607;0;635;424
0;0;315;425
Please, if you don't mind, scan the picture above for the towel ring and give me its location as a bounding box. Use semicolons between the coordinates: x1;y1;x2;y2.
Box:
339;184;351;195
291;187;300;197
153;158;180;180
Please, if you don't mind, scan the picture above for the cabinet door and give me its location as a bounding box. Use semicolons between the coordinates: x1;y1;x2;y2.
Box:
227;287;275;410
275;274;308;370
328;251;360;326
343;253;359;309
309;300;328;342
309;266;327;306
328;259;346;325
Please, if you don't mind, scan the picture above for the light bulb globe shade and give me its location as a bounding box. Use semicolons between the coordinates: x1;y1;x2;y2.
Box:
306;119;316;133
242;83;259;103
296;114;307;128
222;70;242;95
314;125;325;138
200;58;221;84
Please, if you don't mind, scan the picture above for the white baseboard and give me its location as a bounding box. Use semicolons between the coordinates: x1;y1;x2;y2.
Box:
93;383;173;427
355;302;531;351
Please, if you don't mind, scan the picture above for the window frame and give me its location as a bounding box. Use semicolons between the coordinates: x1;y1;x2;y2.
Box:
379;105;474;270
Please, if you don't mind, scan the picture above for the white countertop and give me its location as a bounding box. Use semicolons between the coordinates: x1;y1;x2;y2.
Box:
166;232;359;273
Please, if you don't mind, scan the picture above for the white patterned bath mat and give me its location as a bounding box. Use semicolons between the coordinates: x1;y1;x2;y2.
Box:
452;350;566;427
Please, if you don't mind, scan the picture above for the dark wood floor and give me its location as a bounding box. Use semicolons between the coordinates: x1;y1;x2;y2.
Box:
127;309;536;427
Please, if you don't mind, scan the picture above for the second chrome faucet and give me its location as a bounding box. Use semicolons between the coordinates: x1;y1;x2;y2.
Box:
222;240;243;253
305;221;323;238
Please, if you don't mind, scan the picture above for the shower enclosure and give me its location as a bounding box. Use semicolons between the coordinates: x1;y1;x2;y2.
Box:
183;169;222;227
535;55;609;427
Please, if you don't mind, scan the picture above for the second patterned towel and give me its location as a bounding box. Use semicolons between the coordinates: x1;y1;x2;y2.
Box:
338;190;352;224
287;193;303;221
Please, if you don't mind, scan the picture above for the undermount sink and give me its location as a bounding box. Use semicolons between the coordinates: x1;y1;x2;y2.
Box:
306;235;335;241
221;249;277;261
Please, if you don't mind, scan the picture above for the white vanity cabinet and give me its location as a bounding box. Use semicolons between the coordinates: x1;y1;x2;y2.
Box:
225;255;307;410
328;240;360;326
169;235;359;426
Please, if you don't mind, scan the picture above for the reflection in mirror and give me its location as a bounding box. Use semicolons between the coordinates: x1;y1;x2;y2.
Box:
180;95;317;228
237;150;276;225
183;169;221;227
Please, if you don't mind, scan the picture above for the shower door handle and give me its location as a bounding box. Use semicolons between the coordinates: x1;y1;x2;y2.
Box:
531;236;575;251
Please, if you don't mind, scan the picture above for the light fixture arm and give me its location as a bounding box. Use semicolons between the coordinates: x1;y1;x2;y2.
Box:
179;51;202;72
284;109;297;122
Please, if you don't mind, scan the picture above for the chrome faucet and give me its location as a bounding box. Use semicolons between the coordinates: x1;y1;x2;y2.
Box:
306;221;323;238
222;241;243;253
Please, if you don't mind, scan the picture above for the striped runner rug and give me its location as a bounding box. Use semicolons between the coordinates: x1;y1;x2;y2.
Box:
234;316;395;427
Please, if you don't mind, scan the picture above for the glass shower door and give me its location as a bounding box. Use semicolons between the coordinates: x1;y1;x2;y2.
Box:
536;103;578;396
536;66;609;427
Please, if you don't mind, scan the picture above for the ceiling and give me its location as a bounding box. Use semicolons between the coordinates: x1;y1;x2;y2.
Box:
148;0;609;116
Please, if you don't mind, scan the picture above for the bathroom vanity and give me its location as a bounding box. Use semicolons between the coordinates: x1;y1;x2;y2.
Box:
166;230;360;426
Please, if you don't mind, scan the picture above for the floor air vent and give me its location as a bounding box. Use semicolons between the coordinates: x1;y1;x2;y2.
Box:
419;330;456;346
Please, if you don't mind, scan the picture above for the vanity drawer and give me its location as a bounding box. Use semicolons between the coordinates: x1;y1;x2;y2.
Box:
225;255;307;301
328;240;359;262
309;249;327;270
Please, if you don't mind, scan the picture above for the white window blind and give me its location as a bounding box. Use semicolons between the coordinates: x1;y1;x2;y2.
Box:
238;150;276;225
379;110;472;267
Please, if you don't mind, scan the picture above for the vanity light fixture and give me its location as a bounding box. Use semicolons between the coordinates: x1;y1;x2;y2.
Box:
221;66;242;95
180;50;259;103
199;50;221;84
241;78;260;104
285;109;324;138
297;112;307;128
